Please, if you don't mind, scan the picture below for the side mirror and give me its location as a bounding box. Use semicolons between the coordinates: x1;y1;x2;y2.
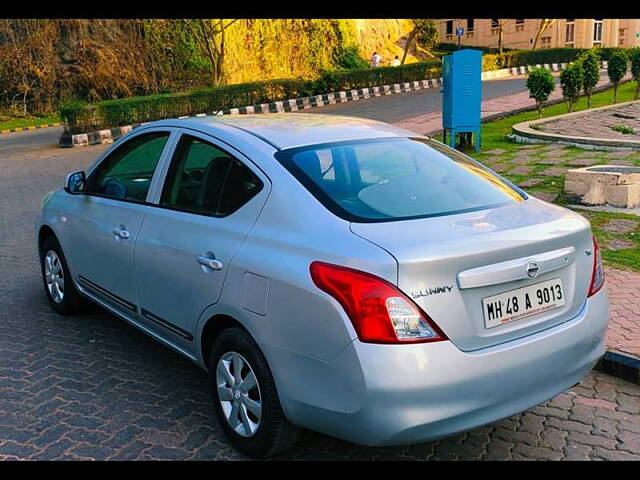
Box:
65;171;86;194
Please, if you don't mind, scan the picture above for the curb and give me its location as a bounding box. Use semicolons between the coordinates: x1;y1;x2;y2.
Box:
1;122;62;135
595;350;640;385
60;60;584;148
510;98;640;150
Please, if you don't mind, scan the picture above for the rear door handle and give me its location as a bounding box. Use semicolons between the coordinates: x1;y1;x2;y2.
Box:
112;225;130;240
196;253;223;271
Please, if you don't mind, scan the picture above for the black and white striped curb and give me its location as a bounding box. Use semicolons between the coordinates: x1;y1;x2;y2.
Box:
59;61;608;147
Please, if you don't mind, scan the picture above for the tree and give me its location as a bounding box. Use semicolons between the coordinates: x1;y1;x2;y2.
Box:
532;19;556;50
493;20;512;54
607;50;629;103
630;48;640;100
526;67;555;118
186;19;240;87
560;62;583;112
400;19;438;66
579;49;601;108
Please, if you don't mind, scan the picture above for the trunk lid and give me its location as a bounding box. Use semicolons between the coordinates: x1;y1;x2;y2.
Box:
351;198;595;351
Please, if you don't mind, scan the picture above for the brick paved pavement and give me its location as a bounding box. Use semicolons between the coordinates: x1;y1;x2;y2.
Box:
539;102;640;141
603;267;640;358
0;109;639;461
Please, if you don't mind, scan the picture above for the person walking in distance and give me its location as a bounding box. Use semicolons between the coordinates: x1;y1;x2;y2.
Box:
371;51;383;67
390;55;401;67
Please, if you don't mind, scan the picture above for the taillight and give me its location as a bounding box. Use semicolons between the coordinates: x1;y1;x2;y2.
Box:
588;235;605;297
309;261;447;344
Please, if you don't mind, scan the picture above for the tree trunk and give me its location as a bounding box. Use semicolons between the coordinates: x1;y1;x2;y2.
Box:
613;84;618;104
218;23;226;85
401;29;418;66
532;20;544;51
498;24;504;54
537;102;543;118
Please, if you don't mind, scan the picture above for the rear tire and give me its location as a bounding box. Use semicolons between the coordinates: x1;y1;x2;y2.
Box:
40;235;86;315
209;327;300;458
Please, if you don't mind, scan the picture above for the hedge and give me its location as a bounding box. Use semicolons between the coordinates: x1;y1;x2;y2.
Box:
61;61;441;134
437;43;513;54
61;47;640;134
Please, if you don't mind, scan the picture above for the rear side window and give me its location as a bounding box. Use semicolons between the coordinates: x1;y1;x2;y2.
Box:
160;134;263;216
86;131;169;202
275;138;524;222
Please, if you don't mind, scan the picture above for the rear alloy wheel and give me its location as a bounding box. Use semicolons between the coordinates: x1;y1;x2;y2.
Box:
216;351;263;437
209;328;300;458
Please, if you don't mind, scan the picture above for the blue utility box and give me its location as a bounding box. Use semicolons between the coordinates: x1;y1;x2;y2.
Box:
442;49;482;152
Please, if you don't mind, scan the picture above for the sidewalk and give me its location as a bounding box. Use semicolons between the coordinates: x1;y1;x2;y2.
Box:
392;72;634;136
604;267;640;358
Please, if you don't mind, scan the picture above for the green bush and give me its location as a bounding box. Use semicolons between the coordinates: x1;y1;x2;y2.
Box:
630;48;640;100
437;43;512;54
482;54;500;72
579;49;601;108
611;124;636;135
560;62;583;112
60;60;442;133
607;50;629;103
333;46;369;70
497;48;587;69
526;67;556;118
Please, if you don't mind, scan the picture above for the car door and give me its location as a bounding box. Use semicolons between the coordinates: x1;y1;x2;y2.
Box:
133;130;270;349
66;129;174;316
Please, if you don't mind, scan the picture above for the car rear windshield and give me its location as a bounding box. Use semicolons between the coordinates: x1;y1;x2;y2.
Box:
275;137;525;223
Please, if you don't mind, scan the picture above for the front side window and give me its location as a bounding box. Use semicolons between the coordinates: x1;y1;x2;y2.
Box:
275;138;525;223
160;134;262;216
86;131;169;202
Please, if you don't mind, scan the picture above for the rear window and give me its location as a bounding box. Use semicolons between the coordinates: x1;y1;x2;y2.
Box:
275;138;525;222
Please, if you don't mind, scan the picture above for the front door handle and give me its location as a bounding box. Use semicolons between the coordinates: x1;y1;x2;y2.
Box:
112;225;130;240
196;253;223;271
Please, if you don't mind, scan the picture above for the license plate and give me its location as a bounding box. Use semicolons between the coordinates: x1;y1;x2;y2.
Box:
482;278;565;329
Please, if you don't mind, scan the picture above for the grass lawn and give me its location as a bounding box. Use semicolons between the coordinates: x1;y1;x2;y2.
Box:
445;81;640;273
0;114;61;131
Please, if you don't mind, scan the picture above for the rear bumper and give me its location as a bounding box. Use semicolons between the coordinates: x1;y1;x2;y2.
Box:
268;287;609;446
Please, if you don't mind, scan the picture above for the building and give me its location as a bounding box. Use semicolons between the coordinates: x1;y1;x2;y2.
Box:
438;19;640;50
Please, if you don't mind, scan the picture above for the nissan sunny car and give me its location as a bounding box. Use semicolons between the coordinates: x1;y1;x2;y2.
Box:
36;114;609;457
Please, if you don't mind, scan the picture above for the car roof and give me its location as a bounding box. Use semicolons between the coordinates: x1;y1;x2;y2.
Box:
158;113;424;150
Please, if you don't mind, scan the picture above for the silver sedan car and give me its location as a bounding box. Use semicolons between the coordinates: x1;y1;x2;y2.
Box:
36;114;609;457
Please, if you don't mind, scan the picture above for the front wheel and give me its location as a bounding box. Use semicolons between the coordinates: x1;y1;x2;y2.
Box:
40;235;86;315
209;327;300;458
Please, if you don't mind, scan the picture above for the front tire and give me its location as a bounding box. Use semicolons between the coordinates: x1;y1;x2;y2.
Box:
209;327;300;458
40;235;86;315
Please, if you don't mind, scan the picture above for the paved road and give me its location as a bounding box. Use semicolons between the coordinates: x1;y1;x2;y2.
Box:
0;74;545;155
296;72;584;124
1;122;639;460
300;74;535;124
